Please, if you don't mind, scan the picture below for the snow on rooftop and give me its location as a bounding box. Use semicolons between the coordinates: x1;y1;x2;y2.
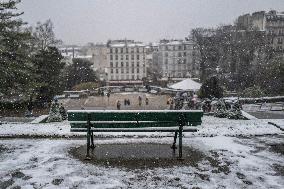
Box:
110;43;145;48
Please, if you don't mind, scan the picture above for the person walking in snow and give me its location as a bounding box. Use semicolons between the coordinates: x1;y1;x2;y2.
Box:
145;97;149;105
117;100;121;110
138;96;142;106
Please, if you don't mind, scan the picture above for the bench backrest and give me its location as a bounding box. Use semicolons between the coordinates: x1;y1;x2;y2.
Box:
68;110;203;129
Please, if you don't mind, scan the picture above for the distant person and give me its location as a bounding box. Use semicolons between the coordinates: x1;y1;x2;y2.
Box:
59;103;67;120
138;96;142;106
169;98;174;110
117;100;121;110
145;97;149;105
127;99;131;106
124;99;127;106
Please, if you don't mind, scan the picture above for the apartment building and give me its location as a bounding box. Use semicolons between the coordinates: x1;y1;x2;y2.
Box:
158;39;199;78
236;10;284;51
106;40;147;85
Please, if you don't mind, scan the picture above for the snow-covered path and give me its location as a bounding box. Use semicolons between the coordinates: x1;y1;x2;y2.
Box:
0;136;283;189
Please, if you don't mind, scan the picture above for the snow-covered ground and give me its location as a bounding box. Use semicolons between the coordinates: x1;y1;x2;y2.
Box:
0;136;283;188
0;116;283;138
0;116;283;188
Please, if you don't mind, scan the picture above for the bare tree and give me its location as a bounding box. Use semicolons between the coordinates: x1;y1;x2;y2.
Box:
33;19;62;51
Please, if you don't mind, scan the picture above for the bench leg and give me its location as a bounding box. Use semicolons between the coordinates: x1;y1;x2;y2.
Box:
85;115;92;160
90;131;95;149
85;130;91;160
178;126;184;160
171;131;178;150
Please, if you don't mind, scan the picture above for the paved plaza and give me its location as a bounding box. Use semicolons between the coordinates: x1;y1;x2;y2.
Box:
60;92;171;110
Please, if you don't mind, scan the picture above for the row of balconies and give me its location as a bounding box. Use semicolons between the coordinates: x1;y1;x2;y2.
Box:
109;54;145;61
109;63;146;67
109;47;145;54
110;68;146;74
109;74;146;81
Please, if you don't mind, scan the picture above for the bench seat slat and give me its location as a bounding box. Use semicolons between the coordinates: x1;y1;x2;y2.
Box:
70;121;202;129
70;126;199;132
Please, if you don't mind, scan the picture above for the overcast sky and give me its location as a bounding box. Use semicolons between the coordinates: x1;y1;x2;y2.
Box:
18;0;284;45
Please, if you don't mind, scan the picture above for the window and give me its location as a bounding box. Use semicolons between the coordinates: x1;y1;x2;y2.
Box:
110;55;113;60
111;69;113;73
165;58;168;64
116;69;118;74
116;62;118;67
178;52;182;57
126;55;129;60
137;68;139;73
143;68;145;73
115;55;118;60
126;68;129;73
136;48;139;53
137;62;139;67
277;37;283;44
178;46;182;50
131;54;134;60
121;62;124;67
183;59;186;64
131;62;134;67
111;75;113;80
110;48;113;53
121;68;124;73
126;62;129;67
132;68;134;73
110;62;113;67
126;48;128;53
183;52;186;56
115;48;118;53
132;75;135;80
131;48;134;53
137;54;139;60
120;48;123;53
121;55;123;60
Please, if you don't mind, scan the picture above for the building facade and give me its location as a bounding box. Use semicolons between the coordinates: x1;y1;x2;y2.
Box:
158;39;199;79
106;40;147;85
266;11;284;51
236;10;284;51
84;44;108;81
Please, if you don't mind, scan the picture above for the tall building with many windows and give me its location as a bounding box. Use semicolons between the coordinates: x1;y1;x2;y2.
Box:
106;40;147;85
158;39;199;78
236;10;284;51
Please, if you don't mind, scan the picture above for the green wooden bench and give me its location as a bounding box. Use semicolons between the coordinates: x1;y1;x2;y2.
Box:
68;110;203;160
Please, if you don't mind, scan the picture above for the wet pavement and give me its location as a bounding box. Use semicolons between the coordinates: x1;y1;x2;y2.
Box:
248;111;284;119
70;143;207;169
60;93;170;110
